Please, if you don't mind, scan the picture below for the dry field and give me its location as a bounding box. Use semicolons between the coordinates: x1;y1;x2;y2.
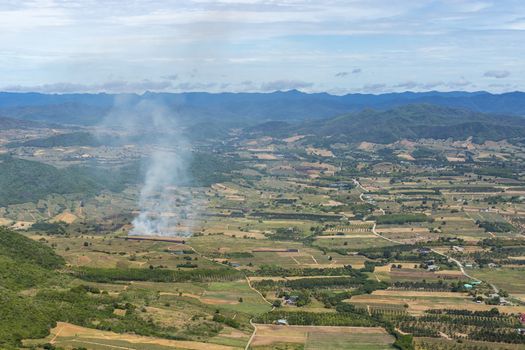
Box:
283;135;306;143
306;147;335;157
347;290;525;315
28;322;240;350
250;324;394;349
51;211;79;223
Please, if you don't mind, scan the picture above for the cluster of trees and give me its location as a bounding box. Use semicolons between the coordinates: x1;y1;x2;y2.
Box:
480;238;525;248
382;308;524;345
391;280;455;292
254;310;378;327
476;220;515;233
485;195;524;205
442;186;502;193
416;340;506;350
473;166;517;179
250;211;342;221
269;226;306;241
212;313;240;329
74;266;244;283
470;330;525;344
253;276;387;292
372;213;431;225
252;264;355;277
29;221;67;235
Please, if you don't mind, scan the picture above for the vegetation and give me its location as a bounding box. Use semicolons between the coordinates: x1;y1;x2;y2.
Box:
74;266;244;283
372;213;431;225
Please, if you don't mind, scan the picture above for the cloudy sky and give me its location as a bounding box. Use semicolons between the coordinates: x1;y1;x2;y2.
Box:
0;0;524;94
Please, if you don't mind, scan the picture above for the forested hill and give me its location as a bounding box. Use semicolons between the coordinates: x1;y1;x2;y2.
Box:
0;227;64;270
0;152;238;207
6;131;103;148
0;116;58;129
248;104;525;144
0;155;134;206
0;90;525;126
0;228;64;348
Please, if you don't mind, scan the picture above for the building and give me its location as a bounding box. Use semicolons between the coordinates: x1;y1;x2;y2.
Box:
276;319;288;326
427;264;440;272
284;295;299;305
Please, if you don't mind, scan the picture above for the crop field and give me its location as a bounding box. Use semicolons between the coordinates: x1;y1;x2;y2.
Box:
471;267;525;294
414;337;525;350
249;325;395;350
2;126;525;350
347;290;525;315
25;322;245;350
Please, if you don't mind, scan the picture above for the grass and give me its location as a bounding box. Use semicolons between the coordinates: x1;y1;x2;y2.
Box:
305;332;395;350
205;280;272;314
250;325;394;350
414;336;525;350
471;267;525;294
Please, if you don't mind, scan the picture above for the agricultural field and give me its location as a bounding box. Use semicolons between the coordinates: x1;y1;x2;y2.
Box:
249;325;395;349
1;121;525;350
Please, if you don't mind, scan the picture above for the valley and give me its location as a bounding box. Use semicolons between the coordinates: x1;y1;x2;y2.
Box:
1;101;524;350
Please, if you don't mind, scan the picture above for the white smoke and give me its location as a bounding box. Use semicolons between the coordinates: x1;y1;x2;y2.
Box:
131;145;193;237
101;96;196;237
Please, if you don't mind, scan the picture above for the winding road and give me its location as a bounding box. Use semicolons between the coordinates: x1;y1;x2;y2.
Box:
353;178;498;293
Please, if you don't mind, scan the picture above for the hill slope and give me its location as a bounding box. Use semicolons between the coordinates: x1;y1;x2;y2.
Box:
0;155;136;206
250;104;525;144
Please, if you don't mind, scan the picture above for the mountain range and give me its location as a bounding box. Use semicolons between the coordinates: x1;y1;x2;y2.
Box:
1;90;525;144
1;90;525;127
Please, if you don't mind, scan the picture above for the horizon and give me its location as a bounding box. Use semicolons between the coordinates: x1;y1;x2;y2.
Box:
1;89;524;97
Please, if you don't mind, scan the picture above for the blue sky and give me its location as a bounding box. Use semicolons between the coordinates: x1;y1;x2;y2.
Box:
0;0;524;94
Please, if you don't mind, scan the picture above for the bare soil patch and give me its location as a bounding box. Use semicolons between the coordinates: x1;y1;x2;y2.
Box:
46;322;237;350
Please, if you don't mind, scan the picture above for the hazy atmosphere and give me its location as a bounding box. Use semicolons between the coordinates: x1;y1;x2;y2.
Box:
1;0;524;94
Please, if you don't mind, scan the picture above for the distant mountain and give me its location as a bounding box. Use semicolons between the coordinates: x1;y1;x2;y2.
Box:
0;116;57;129
250;104;525;144
0;90;524;127
6;132;103;148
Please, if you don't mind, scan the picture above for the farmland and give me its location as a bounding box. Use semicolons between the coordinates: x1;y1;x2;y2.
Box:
1;117;525;350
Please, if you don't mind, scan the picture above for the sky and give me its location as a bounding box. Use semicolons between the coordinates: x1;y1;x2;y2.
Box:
0;0;524;94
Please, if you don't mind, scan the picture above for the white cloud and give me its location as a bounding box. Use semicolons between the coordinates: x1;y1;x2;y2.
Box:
484;70;510;78
2;80;174;93
0;0;523;93
259;80;314;91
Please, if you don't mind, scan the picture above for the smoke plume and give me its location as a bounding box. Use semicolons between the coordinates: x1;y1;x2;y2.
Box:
103;96;195;237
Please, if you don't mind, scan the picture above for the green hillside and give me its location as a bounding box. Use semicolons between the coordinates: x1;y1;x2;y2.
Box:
251;104;525;144
309;104;525;143
0;227;64;269
0;155;136;206
7;131;103;148
0;228;185;349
